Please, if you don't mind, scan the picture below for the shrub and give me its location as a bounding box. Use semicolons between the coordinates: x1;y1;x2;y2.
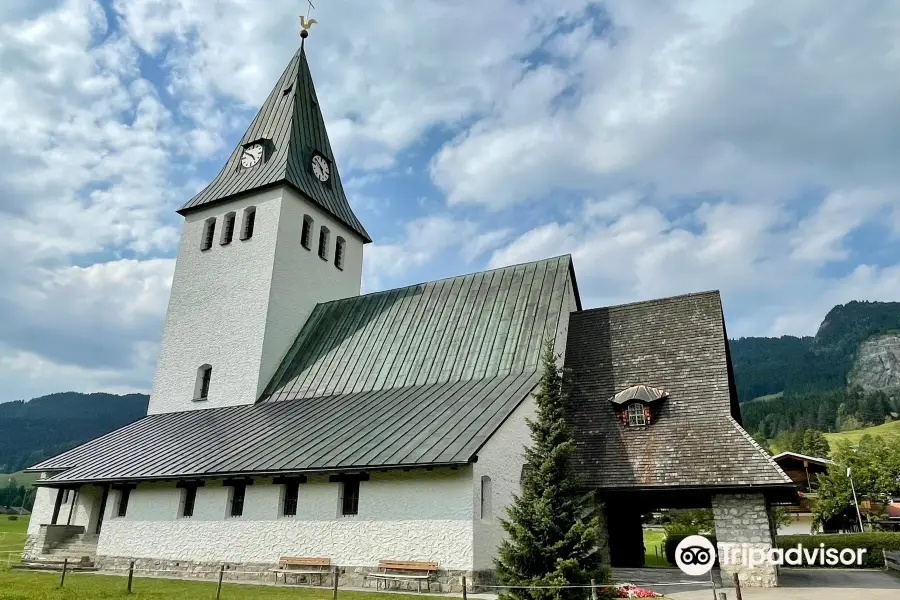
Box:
664;534;718;566
7;515;17;521
776;533;900;568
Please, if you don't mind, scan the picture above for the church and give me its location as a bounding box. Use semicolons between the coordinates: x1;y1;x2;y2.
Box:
22;38;795;589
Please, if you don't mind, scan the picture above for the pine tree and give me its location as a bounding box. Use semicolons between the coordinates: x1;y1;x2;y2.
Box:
495;342;606;600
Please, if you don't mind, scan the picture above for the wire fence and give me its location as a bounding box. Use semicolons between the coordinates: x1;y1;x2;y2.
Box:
18;560;732;600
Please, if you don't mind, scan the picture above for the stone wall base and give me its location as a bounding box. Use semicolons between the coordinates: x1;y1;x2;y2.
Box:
95;556;487;593
711;493;778;588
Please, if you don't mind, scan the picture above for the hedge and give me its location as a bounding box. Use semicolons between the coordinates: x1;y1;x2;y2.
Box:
664;534;718;566
776;533;900;568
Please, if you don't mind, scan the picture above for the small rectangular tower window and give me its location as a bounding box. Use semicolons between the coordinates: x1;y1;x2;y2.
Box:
195;365;212;401
240;206;256;240
282;481;299;517
480;476;493;519
318;226;330;260
334;236;345;270
229;484;246;517
220;212;236;245
200;217;216;251
340;479;360;516
301;215;314;249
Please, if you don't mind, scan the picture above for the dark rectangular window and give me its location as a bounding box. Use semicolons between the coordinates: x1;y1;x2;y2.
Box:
301;216;313;249
240;207;256;240
221;212;236;245
117;488;131;518
318;227;329;260
334;237;345;270
199;366;212;399
201;218;216;251
182;486;197;518
341;479;360;516
230;484;246;517
283;481;299;517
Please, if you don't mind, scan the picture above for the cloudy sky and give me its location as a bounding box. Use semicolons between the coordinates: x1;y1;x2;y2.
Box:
1;0;899;403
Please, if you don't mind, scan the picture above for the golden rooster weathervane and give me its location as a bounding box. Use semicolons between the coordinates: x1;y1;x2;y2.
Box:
300;0;317;40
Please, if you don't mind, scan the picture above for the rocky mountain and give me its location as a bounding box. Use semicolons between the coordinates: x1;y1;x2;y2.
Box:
848;333;900;392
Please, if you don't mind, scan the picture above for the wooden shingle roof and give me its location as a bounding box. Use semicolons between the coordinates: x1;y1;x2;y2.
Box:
565;291;792;490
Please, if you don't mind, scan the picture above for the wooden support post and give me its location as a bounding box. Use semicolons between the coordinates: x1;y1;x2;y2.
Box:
332;566;339;600
732;573;742;600
216;564;225;600
59;558;68;588
127;560;135;593
462;575;468;600
590;578;598;600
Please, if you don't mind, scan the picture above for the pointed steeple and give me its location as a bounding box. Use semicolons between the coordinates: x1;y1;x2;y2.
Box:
179;48;371;243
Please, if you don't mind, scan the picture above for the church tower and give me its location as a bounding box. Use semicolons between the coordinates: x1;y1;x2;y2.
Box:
148;42;371;415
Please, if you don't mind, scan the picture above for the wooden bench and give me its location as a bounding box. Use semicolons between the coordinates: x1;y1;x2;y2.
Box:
367;559;439;593
268;557;331;585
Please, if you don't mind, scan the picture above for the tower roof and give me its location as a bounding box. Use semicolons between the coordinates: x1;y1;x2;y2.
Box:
179;47;371;243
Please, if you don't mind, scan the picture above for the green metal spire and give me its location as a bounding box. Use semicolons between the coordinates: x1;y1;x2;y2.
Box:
179;47;371;243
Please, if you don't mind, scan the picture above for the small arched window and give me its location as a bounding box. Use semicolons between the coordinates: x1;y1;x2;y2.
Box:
318;226;330;260
240;206;256;240
194;364;212;401
626;403;646;427
301;215;314;250
220;212;236;245
200;218;216;251
480;476;492;519
334;236;345;270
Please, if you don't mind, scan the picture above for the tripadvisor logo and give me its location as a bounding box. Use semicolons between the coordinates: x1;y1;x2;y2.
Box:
674;536;867;575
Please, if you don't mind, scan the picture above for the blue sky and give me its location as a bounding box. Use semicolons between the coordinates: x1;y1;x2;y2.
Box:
1;0;899;402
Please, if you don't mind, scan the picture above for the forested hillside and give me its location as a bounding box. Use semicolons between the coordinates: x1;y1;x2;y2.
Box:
0;392;148;473
732;301;900;443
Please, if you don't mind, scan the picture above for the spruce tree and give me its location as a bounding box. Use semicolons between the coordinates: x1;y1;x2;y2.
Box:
495;342;606;600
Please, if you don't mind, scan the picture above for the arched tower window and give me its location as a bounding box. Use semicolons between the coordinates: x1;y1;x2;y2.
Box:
200;218;216;251
480;475;492;519
301;215;314;250
194;364;212;401
334;236;345;270
220;212;236;245
240;206;256;240
318;226;330;260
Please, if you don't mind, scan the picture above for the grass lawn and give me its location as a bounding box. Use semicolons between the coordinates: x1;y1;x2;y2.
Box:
0;515;28;567
825;419;900;447
1;472;42;488
642;528;670;567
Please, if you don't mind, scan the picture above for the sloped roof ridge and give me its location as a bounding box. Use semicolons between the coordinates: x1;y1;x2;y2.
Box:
317;254;574;308
580;289;721;314
726;416;793;484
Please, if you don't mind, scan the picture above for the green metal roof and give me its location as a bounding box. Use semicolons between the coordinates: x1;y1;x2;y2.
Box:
261;255;578;402
30;373;540;485
179;46;371;243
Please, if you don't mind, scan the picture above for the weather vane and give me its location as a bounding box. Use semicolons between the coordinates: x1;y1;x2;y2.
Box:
300;0;317;40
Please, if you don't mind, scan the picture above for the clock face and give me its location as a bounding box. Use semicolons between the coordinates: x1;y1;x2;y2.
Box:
311;154;330;182
241;143;264;169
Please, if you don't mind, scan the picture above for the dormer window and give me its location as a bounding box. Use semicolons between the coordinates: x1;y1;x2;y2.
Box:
610;384;668;428
626;403;646;427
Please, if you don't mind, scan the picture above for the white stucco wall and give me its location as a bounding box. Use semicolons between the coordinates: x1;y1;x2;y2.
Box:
27;476;56;536
472;394;535;571
96;469;474;570
148;184;365;415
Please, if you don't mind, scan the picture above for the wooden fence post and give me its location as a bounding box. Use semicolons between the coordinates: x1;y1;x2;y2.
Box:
59;558;68;588
462;575;468;600
732;572;743;600
216;564;225;600
127;560;135;593
332;566;339;600
590;578;597;600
